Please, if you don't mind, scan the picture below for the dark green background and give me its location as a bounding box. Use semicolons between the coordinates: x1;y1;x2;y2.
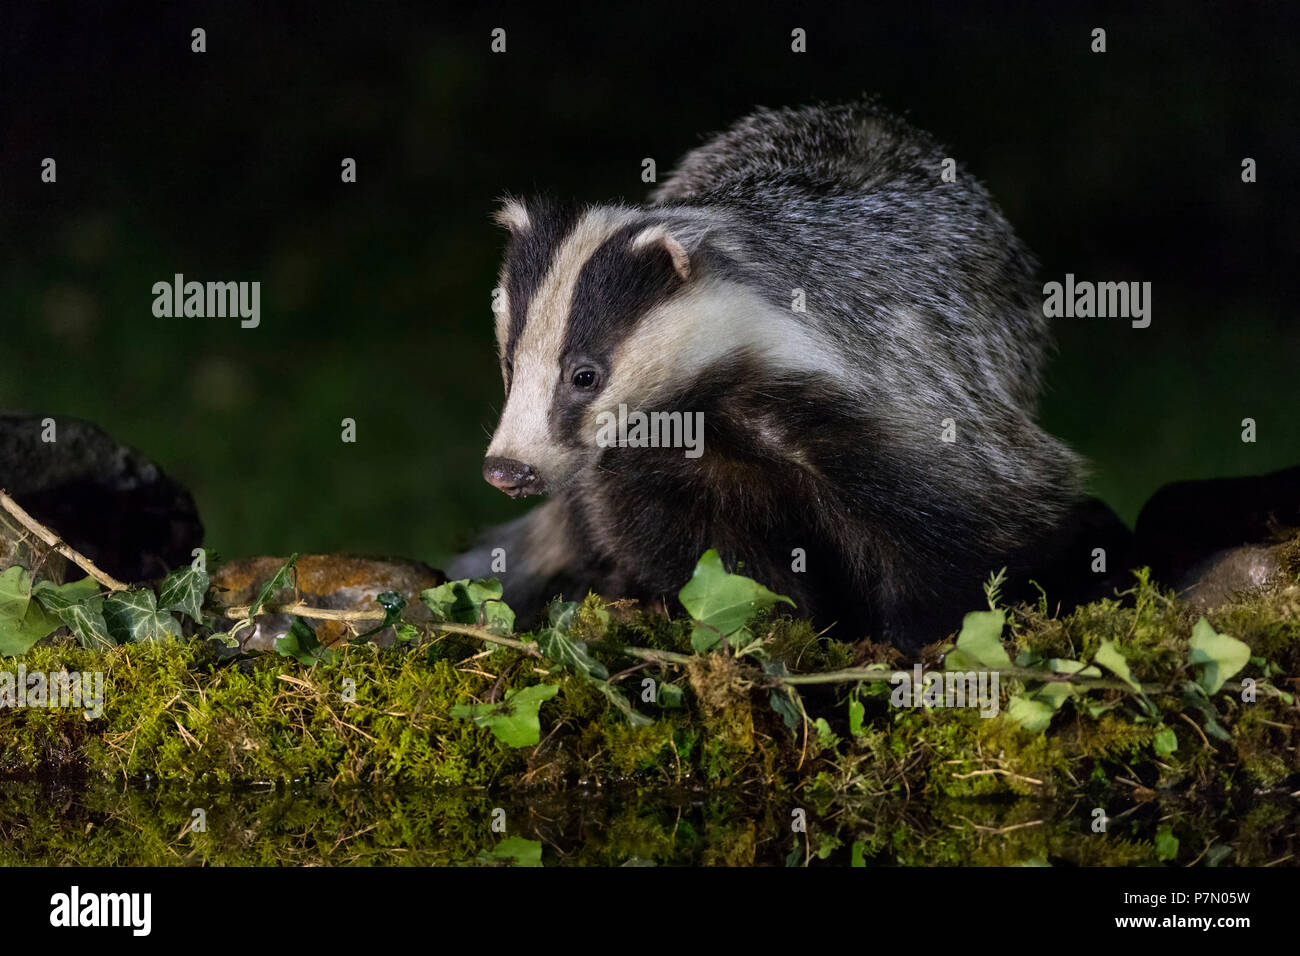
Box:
2;1;1296;568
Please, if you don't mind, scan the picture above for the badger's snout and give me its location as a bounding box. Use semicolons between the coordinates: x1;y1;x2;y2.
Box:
483;456;543;498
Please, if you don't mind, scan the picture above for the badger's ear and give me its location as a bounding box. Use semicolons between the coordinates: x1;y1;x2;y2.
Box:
492;197;531;233
630;224;695;282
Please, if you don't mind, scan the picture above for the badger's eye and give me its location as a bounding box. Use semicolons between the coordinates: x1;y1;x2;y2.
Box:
571;368;599;390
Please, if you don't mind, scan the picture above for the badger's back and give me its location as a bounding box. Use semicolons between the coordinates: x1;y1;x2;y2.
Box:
651;101;942;204
652;101;1051;415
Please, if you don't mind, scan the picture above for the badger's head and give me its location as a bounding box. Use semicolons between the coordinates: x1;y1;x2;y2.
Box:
482;196;746;498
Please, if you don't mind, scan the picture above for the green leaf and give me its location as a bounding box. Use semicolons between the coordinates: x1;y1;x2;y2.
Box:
0;568;65;655
102;590;183;644
534;624;651;727
1154;826;1179;861
353;590;407;642
1181;682;1233;742
1036;658;1103;706
678;549;794;651
945;610;1010;670
158;565;210;624
30;579;110;649
535;624;606;679
1153;726;1178;757
1205;844;1232;867
1006;693;1056;732
848;696;866;736
451;683;560;747
1187;617;1251;695
0;566;33;623
657;682;684;709
1093;640;1141;693
275;616;336;664
764;660;803;730
61;600;114;649
34;581;114;650
813;717;838;750
481;837;543;868
31;577;101;611
421;578;515;634
247;553;298;619
1084;698;1123;719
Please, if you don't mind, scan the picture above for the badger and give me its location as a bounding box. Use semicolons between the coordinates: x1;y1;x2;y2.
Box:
448;101;1084;651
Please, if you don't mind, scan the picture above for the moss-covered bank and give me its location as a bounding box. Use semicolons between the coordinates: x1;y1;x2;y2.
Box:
2;566;1297;803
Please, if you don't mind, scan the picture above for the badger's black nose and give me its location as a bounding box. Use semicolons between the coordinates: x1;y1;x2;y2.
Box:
483;456;542;498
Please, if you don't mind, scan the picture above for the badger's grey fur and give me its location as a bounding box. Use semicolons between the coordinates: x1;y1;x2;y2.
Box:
449;101;1084;651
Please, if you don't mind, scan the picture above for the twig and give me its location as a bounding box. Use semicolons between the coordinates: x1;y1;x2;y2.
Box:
774;664;1164;693
0;488;130;591
1177;711;1212;750
224;602;387;622
222;602;547;658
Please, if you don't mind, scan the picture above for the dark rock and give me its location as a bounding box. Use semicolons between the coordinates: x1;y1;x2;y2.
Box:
1007;496;1136;612
1135;466;1300;586
1176;544;1284;609
0;414;203;583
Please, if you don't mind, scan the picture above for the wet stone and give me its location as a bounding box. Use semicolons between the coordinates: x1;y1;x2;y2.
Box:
1175;544;1285;609
210;554;446;651
1135;465;1300;587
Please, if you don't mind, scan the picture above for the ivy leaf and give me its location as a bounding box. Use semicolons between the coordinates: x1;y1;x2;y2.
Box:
61;600;114;649
102;590;183;644
158;565;210;624
945;610;1010;670
275;616;336;665
1180;682;1233;742
31;577;101;610
0;603;62;656
657;682;684;709
422;578;515;634
353;590;407;643
246;553;298;619
1093;640;1141;693
34;579;113;650
764;659;803;730
534;624;651;727
0;567;64;655
1006;693;1056;733
678;549;794;651
1187;617;1251;695
451;683;560;747
0;566;32;623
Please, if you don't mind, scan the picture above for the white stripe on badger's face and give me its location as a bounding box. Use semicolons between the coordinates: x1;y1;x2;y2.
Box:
486;206;641;488
590;274;853;424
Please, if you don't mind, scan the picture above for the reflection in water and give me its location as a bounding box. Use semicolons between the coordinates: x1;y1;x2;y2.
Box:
1;781;1294;866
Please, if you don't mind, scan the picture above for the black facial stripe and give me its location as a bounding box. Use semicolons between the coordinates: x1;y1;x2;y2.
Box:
549;222;687;445
562;222;683;359
503;197;581;370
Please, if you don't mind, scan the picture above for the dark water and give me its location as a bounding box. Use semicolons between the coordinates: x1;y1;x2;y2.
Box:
2;781;1294;867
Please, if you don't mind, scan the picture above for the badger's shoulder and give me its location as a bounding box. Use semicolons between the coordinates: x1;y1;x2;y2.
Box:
650;100;946;205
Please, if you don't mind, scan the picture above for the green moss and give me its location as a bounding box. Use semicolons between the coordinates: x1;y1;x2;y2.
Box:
1;540;1297;869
